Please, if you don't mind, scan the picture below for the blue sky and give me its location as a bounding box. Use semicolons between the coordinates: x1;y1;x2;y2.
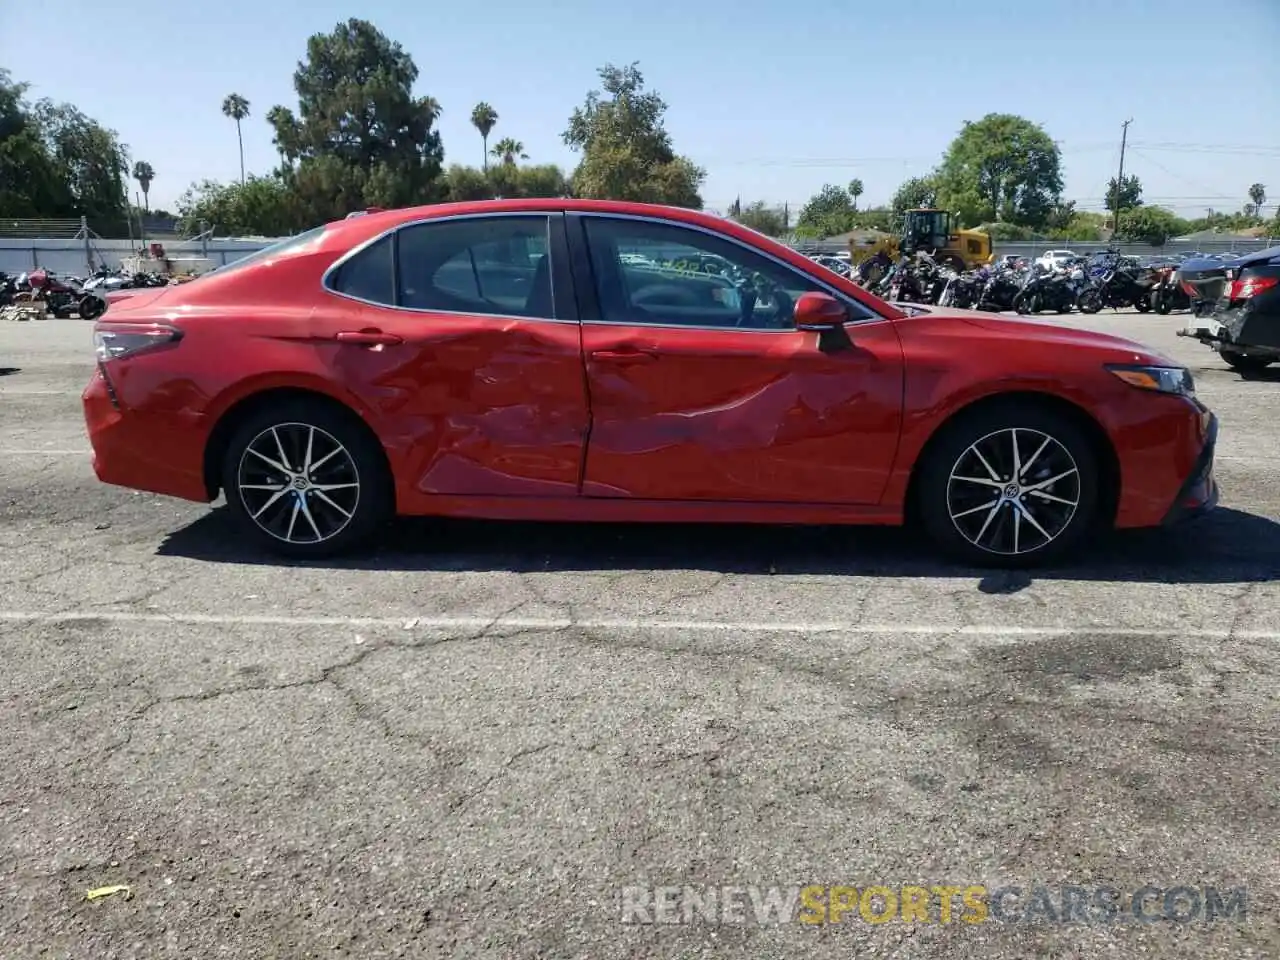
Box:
4;0;1278;218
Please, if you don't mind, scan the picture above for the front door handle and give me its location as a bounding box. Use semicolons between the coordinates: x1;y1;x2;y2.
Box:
590;348;657;364
335;329;403;346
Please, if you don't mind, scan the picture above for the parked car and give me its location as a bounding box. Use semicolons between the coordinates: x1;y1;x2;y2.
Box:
1035;249;1078;271
1176;245;1280;373
83;199;1219;568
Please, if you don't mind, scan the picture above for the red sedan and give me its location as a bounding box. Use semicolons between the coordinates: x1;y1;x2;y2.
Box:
83;199;1219;567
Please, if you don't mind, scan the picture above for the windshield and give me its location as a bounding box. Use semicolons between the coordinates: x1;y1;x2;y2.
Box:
198;226;329;280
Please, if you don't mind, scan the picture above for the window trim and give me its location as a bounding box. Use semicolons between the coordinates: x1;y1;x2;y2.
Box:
320;211;573;324
570;211;888;334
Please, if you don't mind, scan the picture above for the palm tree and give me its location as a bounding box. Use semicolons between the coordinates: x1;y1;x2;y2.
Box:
471;103;498;173
848;179;864;211
221;93;251;184
491;138;527;167
1248;183;1266;216
132;161;155;214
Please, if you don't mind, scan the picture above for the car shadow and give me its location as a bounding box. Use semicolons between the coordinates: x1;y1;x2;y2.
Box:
1240;366;1280;383
157;506;1280;587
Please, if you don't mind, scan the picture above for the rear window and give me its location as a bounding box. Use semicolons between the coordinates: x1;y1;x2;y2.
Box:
208;226;328;279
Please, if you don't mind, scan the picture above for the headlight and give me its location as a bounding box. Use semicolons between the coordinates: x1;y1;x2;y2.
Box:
1105;363;1194;396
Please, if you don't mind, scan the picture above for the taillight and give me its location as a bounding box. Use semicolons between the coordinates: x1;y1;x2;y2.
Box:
1226;275;1279;300
93;323;182;361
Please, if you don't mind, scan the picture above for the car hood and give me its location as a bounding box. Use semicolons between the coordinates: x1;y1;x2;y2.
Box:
940;309;1177;365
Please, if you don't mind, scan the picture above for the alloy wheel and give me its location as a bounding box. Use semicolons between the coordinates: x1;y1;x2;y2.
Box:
946;427;1081;556
236;422;361;544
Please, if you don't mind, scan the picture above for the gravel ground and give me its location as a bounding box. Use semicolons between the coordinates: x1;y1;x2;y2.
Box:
1;309;1277;959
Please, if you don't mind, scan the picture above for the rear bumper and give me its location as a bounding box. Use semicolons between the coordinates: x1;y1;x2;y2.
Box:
1215;304;1280;353
1160;412;1219;525
83;368;211;502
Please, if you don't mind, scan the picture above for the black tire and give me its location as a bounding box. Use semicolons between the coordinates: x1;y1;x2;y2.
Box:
1220;349;1274;374
915;402;1101;568
1133;297;1150;313
1152;290;1170;315
1077;290;1102;314
78;295;104;320
220;399;393;559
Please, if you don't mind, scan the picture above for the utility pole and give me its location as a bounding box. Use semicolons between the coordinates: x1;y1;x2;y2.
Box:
1112;119;1132;239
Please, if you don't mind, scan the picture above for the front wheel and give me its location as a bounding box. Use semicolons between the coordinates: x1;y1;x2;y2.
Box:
916;404;1100;567
1133;296;1151;313
1152;290;1170;315
1077;290;1102;314
220;400;393;559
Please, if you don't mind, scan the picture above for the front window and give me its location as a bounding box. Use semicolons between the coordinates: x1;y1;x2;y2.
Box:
582;216;875;330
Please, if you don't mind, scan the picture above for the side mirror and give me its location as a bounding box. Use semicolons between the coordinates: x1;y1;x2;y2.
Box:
794;292;848;331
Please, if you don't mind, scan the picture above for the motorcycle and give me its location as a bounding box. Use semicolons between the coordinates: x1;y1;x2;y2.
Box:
1149;265;1191;315
1075;251;1157;313
25;268;90;318
1013;263;1076;315
974;263;1026;312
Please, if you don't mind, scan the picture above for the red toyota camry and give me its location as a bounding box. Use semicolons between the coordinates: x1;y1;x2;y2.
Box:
82;199;1219;567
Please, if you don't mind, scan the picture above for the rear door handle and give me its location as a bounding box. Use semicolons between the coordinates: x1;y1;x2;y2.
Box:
335;329;403;346
591;348;658;364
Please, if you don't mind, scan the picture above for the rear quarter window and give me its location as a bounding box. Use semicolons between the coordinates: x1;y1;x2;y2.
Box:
327;235;395;304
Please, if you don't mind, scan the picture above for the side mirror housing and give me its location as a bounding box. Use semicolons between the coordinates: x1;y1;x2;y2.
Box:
793;292;848;331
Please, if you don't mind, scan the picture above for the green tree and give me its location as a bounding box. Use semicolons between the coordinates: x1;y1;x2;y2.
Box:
934;114;1064;228
1115;205;1188;246
176;175;305;237
848;178;864;211
514;163;569;198
491;137;527;167
890;176;938;217
32;99;131;229
1107;174;1143;211
852;206;894;232
1248;182;1266;215
132;161;155;213
267;18;445;222
471;103;498;172
0;70;65;218
221;93;250;184
733;201;787;237
563;62;705;208
794;183;857;238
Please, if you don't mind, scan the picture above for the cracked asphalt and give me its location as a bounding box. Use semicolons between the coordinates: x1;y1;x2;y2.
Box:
1;310;1278;958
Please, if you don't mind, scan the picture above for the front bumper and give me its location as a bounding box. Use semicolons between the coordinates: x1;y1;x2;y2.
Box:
1160;411;1219;525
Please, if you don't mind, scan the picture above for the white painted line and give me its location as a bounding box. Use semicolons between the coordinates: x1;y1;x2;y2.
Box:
0;610;1277;640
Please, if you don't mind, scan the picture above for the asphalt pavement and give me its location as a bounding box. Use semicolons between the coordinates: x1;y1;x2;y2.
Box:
1;309;1278;958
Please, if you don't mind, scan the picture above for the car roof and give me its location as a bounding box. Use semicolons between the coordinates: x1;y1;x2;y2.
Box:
317;198;843;280
327;198;733;235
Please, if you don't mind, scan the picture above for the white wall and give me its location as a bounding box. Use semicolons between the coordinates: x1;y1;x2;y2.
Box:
0;237;277;277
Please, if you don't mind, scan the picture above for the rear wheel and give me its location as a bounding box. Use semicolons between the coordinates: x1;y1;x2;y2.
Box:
1220;349;1274;374
916;404;1101;567
220;400;392;559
